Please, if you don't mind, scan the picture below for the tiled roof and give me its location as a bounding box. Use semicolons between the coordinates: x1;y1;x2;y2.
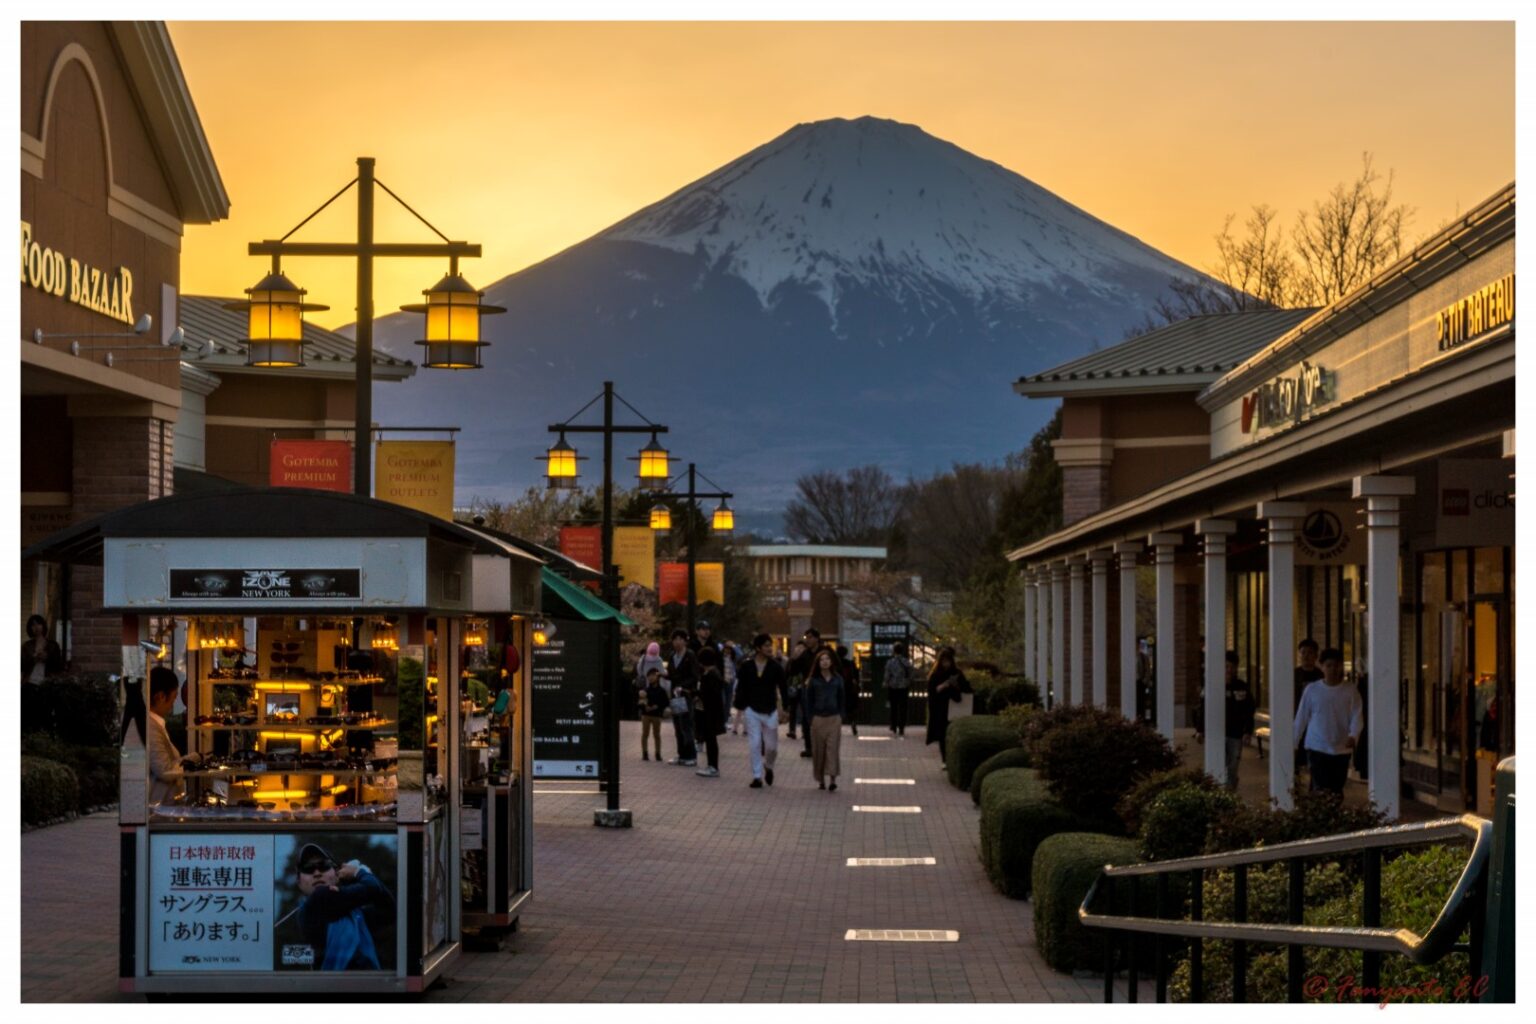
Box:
178;295;415;378
1014;308;1317;397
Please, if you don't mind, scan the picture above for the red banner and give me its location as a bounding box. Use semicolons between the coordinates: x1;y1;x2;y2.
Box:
657;562;689;605
269;439;351;492
559;526;603;591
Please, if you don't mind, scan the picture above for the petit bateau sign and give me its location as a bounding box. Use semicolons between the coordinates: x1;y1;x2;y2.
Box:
19;220;136;326
1435;273;1514;352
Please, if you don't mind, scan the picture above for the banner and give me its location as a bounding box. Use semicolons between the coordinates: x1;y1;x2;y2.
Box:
269;439;351;492
1436;459;1515;548
613;526;656;589
657;561;725;605
375;440;454;520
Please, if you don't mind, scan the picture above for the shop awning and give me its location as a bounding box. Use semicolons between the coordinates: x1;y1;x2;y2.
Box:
539;567;634;625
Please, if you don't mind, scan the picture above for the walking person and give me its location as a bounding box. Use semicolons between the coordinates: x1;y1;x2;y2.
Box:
1220;650;1256;790
635;640;666;723
734;633;787;788
805;648;846;791
836;644;860;737
1293;647;1363;796
694;647;727;778
639;666;667;762
925;647;969;767
784;640;807;741
792;628;824;757
1292;638;1324;779
721;640;741;734
884;641;913;736
667;629;699;766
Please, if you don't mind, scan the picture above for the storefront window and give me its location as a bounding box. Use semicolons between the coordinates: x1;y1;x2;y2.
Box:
1474;546;1505;595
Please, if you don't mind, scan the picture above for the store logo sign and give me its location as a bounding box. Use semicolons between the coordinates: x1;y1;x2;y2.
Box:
1442;489;1470;516
19;220;136;326
1241;361;1336;434
169;568;362;601
1436;273;1515;352
1297;509;1351;561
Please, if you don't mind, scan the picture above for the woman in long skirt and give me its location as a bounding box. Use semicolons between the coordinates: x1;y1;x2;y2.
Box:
805;648;846;791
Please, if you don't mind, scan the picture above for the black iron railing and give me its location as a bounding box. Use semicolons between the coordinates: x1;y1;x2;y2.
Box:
1080;814;1492;1002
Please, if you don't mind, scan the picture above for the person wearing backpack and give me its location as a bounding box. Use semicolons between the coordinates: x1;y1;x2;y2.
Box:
883;641;913;737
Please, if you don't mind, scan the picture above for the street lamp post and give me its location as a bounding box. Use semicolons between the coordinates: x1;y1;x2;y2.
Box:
545;381;669;829
648;463;734;633
237;156;499;495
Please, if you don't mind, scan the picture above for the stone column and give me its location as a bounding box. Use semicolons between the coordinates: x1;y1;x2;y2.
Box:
1354;475;1415;820
1051;562;1068;708
1148;533;1181;740
1022;566;1037;688
1069;558;1086;706
1116;542;1142;721
1197;519;1236;782
1034;568;1051;709
1090;551;1110;708
1260;501;1306;810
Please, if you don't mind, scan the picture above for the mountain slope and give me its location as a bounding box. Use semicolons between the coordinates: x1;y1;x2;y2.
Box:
362;116;1213;525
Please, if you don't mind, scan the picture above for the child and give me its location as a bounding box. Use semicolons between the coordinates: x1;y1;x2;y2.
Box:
639;666;666;762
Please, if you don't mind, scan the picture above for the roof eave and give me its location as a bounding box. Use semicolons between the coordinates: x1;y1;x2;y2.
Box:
108;22;230;225
1013;374;1221;399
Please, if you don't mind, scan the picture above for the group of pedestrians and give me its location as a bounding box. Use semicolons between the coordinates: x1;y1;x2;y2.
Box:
633;622;973;790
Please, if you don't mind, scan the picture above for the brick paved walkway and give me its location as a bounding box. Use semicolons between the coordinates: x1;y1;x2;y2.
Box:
22;720;1124;1002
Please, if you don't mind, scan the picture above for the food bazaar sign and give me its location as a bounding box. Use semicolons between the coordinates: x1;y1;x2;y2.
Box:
1240;361;1337;435
19;220;136;325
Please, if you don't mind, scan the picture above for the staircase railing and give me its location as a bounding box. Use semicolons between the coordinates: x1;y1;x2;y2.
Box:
1078;813;1493;1002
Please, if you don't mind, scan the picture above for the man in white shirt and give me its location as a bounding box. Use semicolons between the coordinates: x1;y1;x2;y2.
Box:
146;666;185;806
1292;647;1363;796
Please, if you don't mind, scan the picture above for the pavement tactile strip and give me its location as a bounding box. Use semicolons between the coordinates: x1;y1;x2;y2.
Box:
844;929;960;942
846;857;938;867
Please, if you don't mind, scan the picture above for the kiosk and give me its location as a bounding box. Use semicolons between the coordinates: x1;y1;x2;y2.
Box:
24;488;538;995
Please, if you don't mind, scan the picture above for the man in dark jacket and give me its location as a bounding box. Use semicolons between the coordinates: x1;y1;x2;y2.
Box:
792;628;824;757
667;630;700;766
1222;650;1257;790
734;633;787;788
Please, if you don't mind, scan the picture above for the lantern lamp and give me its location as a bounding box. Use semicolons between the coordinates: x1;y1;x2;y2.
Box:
225;267;328;368
542;432;584;489
649;504;672;531
635;431;670;486
399;268;504;370
711;499;735;533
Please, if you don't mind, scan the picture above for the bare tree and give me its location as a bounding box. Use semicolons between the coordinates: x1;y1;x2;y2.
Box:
1291;153;1412;305
897;462;1021;591
467;486;589;547
783;465;903;545
1213;204;1297;310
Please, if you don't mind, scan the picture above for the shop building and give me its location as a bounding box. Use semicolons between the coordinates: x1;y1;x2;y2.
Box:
21;21;229;670
1009;184;1515;819
741;544;886;646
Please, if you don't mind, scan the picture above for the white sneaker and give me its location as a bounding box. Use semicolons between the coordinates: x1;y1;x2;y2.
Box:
695;767;719;777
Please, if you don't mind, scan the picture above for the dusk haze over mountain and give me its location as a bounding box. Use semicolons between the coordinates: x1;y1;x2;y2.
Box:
362;116;1214;522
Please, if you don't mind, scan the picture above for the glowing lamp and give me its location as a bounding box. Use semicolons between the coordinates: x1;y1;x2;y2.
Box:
543;433;582;489
399;270;504;370
649;504;672;531
225;268;327;368
636;432;670;486
711;499;735;533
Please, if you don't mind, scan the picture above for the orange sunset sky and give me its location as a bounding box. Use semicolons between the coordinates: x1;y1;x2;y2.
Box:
168;21;1515;330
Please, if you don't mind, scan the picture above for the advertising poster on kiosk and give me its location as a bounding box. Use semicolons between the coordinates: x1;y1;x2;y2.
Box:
270;832;398;972
531;619;606;778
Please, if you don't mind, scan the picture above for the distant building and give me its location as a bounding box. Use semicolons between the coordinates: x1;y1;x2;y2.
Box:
740;544;886;649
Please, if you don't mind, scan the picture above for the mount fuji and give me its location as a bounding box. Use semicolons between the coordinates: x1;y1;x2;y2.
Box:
361;116;1213;527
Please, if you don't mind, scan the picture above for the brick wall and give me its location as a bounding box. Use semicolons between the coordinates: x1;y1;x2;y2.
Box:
67;415;173;671
1062;465;1111;525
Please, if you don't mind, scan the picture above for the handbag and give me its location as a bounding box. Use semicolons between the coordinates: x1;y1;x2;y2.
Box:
669;695;691;716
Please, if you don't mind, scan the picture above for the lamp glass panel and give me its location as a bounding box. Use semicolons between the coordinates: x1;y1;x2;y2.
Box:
547;448;578;479
712;507;735;531
249;298;304;342
425;298;481;343
638;448;670;480
650;506;671;530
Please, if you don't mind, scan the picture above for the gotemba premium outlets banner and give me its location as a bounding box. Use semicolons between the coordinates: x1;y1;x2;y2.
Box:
270;439;352;492
657;562;725;604
375;440;455;520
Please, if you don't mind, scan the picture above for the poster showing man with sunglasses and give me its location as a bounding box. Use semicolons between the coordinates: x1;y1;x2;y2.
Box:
273;835;398;971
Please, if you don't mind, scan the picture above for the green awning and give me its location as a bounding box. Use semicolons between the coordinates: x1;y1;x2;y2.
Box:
540;566;635;625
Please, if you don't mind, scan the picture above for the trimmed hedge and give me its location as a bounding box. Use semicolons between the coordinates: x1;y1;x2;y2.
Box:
970;675;1041;715
1033;832;1142;972
22;733;119;812
945;715;1021;790
1138;783;1242;861
21;674;121;747
1116;767;1221;835
970;746;1034;805
979;768;1118;899
21;756;80;827
1031;706;1178;819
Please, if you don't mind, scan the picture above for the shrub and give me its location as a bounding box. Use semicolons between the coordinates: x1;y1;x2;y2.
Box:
22;674;121;746
1033;832;1142;972
1139;783;1243;861
1117;767;1222;835
1031;707;1179;821
1170;844;1469;1002
997;702;1040;742
1019;703;1106;757
979;768;1119;899
1206;788;1388;853
971;674;1041;714
21;756;80;827
970;746;1035;805
945;715;1021;790
21;734;118;812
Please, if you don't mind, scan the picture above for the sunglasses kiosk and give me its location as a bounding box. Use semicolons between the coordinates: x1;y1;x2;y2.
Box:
28;488;538;995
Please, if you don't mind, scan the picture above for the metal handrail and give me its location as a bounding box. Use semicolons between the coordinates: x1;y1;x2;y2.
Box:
1080;814;1491;976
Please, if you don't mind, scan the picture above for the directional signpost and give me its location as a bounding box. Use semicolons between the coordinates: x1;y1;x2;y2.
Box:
530;618;607;778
